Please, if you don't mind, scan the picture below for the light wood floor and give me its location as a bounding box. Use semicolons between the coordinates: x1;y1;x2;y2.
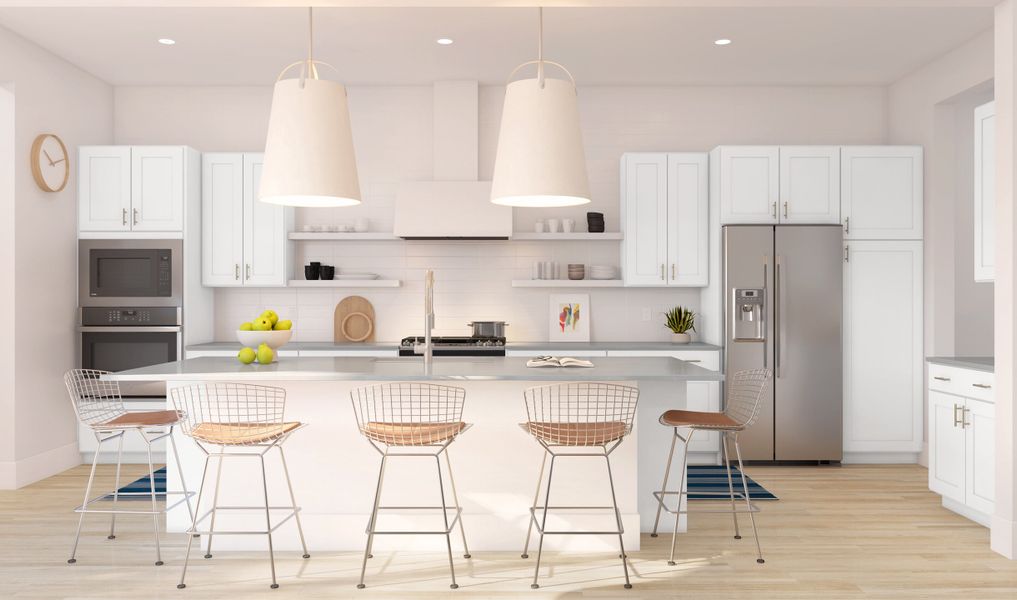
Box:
2;464;1015;599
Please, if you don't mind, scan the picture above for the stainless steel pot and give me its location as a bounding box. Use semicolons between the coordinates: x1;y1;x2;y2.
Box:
467;321;508;338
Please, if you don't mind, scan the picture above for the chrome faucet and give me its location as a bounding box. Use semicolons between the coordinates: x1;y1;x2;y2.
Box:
414;269;435;367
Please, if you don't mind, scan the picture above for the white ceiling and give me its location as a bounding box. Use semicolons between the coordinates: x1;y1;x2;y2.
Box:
0;5;993;86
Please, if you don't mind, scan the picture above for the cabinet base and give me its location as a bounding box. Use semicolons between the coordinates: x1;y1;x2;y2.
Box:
942;496;991;528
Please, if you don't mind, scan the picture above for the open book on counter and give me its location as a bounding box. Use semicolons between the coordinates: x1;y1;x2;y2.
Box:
525;356;595;368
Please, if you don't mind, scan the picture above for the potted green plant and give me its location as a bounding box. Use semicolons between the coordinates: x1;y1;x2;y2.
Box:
664;306;696;344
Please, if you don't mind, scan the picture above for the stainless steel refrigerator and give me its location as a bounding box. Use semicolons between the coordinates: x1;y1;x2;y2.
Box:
723;225;843;462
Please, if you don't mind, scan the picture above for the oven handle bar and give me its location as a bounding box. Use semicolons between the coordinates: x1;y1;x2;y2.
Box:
78;326;182;333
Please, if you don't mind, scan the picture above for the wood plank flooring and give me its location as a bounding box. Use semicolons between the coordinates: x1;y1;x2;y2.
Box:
2;464;1015;599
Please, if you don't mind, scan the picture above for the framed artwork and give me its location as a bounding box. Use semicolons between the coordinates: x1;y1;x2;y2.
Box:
549;294;590;342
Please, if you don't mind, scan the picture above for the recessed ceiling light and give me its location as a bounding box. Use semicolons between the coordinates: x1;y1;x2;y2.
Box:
436;38;454;46
158;38;176;45
714;38;732;46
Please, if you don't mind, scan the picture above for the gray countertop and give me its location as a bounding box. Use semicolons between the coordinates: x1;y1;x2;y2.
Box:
926;356;994;373
186;341;723;352
107;356;725;382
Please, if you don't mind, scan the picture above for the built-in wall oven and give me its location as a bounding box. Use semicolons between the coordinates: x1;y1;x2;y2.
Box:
78;239;183;399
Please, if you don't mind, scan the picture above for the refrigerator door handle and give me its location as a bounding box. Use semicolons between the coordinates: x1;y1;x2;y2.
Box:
776;254;785;378
762;255;769;370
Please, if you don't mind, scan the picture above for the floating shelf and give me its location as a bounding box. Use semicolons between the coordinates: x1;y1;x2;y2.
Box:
510;232;623;241
289;232;400;241
512;279;624;288
288;279;402;288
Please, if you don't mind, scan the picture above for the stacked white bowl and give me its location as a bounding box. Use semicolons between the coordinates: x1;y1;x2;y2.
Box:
567;263;586;280
589;265;617;280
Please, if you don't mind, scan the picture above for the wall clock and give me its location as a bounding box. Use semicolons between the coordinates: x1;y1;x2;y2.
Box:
30;133;69;192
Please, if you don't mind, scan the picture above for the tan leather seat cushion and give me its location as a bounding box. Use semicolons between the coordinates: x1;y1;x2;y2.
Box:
103;410;183;428
191;422;302;445
524;421;628;446
362;422;466;446
660;409;742;430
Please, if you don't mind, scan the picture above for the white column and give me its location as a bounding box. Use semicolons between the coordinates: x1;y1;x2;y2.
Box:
993;0;1017;560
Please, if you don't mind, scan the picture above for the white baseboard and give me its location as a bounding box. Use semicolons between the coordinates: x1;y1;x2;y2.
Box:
842;452;920;464
991;514;1017;559
942;496;991;528
80;451;167;465
0;442;80;489
917;442;929;468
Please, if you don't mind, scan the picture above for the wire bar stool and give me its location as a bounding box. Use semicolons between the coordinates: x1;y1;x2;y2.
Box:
64;369;195;566
351;383;471;590
650;368;772;566
520;382;639;590
170;382;309;589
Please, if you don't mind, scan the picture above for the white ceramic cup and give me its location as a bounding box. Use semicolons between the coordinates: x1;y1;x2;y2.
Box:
547;218;560;233
535;220;546;233
562;218;575;233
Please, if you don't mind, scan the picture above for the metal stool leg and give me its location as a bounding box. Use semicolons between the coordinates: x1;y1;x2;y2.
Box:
530;455;556;589
178;454;212;589
667;429;693;566
68;434;104;564
520;451;547;559
357;455;387;589
277;446;310;559
144;434;163;566
435;455;459;589
733;435;764;564
443;449;471;559
204;448;226;559
108;432;125;540
168;428;196;530
604;454;632;589
722;431;742;539
650;429;679;537
259;455;279;588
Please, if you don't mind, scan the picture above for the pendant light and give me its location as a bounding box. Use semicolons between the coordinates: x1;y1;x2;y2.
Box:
261;7;361;207
491;7;590;208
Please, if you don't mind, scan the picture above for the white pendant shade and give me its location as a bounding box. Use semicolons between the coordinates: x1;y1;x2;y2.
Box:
261;77;361;207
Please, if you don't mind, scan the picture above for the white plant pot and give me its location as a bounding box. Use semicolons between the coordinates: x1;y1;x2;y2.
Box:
671;332;692;344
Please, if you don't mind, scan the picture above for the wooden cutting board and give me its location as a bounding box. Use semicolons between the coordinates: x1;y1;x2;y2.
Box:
334;296;376;343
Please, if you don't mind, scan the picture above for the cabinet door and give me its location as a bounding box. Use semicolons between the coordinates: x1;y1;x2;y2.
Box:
843;240;923;452
243;153;291;286
841;146;923;239
718;146;779;224
964;398;994;514
78;146;131;232
201;153;244;286
622;154;668;285
779;146;840;224
686;381;721;453
130;146;184;232
928;391;966;503
666;153;709;286
974;102;995;282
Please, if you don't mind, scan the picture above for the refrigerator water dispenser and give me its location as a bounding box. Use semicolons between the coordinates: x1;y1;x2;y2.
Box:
732;288;765;341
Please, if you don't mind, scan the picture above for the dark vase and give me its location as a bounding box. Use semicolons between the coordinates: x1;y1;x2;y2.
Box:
304;264;320;280
320;265;335;280
587;212;605;233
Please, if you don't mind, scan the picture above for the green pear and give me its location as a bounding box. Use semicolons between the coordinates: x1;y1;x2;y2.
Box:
252;317;273;331
256;344;275;364
273;319;292;331
260;310;279;326
237;347;256;364
239;322;253;331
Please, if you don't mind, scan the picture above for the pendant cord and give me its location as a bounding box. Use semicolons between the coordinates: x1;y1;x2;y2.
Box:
537;6;545;89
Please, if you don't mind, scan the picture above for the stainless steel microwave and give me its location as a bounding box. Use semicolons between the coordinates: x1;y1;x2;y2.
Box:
78;239;182;307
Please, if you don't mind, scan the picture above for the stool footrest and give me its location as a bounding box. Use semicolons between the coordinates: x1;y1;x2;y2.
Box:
528;505;625;536
73;490;195;515
186;506;301;536
366;505;463;535
652;490;761;516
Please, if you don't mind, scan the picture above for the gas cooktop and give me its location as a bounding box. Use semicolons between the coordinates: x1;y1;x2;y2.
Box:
399;336;506;357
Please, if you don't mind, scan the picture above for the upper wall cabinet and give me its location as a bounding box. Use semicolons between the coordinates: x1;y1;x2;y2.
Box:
841;146;923;240
79;146;193;233
202;153;292;287
621;153;709;287
974;101;995;283
717;146;840;225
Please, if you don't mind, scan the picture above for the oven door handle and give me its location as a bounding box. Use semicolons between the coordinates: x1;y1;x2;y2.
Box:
78;326;182;333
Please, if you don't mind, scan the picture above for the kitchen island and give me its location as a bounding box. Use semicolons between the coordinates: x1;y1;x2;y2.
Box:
109;356;722;552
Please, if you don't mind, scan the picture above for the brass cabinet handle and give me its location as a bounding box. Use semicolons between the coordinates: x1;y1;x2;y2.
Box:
783;201;788;218
953;404;962;427
121;208;127;226
972;383;991;389
933;376;951;381
844;245;849;262
132;208;139;226
671;264;675;279
234;264;240;281
661;264;665;281
771;202;777;217
962;407;972;428
245;264;251;280
844;216;850;234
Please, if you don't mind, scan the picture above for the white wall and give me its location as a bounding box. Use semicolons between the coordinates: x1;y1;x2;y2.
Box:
0;83;14;477
115;83;886;342
0;25;114;488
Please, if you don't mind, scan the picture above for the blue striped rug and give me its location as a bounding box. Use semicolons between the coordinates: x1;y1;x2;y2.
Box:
102;467;166;500
686;465;777;500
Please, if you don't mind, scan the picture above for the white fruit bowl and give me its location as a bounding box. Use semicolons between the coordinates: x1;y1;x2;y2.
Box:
236;329;293;349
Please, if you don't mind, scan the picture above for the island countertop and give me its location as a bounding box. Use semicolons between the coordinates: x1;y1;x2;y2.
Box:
106;355;724;382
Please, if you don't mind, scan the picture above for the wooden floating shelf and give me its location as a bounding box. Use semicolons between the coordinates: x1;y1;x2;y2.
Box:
512;279;624;288
287;280;402;288
510;232;623;241
288;232;400;241
288;232;623;242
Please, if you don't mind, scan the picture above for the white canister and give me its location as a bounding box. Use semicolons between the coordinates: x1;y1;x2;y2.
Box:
535;220;546;233
546;218;560;233
533;262;542;279
562;218;575;233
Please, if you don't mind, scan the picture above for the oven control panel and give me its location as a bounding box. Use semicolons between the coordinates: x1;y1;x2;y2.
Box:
80;306;181;327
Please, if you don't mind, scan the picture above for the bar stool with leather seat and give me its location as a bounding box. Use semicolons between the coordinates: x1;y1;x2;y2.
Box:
171;382;310;590
519;382;639;590
63;369;196;566
351;382;472;590
650;368;772;566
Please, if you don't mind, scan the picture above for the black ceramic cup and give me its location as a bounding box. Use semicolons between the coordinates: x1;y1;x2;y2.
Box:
305;264;320;280
587;212;605;233
320;265;335;280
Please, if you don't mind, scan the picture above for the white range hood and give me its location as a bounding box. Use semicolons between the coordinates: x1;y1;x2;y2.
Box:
394;81;512;239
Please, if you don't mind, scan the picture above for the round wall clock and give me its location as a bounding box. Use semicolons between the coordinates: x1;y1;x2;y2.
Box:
30;133;69;192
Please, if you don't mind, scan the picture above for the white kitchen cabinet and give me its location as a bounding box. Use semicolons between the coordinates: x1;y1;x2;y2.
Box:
202;153;293;287
79;146;193;234
717;146;779;224
621;153;709;287
928;390;966;502
779;146;841;224
974;101;995;282
843;240;923;454
841;146;923;240
965;396;995;515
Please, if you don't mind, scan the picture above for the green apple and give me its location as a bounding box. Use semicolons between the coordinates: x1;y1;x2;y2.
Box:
237;347;256;364
252;317;273;331
239;322;253;331
256;344;275;364
273;319;292;331
260;310;279;326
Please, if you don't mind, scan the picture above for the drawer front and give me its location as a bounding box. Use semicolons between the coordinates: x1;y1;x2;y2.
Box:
928;364;994;402
607;349;720;371
960;370;994;403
